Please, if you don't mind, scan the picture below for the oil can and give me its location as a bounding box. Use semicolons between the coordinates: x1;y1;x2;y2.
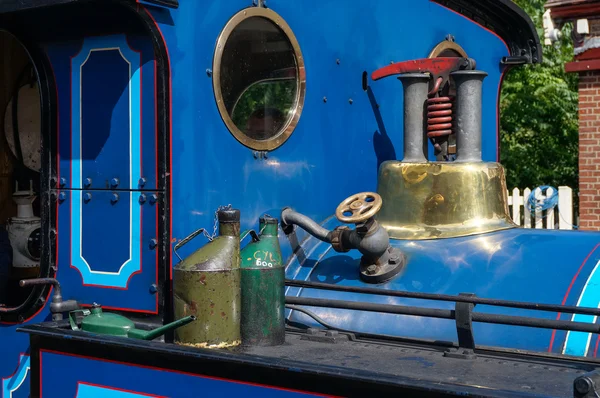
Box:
240;215;285;346
173;208;241;348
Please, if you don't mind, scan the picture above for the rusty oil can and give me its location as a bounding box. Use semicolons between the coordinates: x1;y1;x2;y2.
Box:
173;207;241;348
240;215;285;346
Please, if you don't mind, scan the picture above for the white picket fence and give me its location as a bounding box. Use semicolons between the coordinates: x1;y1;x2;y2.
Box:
507;187;575;230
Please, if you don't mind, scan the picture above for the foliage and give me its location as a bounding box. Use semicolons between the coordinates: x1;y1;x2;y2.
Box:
500;0;579;196
231;79;296;132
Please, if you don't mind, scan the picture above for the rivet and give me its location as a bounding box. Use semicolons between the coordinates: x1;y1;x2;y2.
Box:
58;192;66;202
149;284;158;294
349;98;353;104
139;194;147;204
138;177;147;188
206;69;212;77
84;178;92;188
336;59;340;65
50;177;57;186
149;194;158;205
149;238;158;250
323;97;327;103
111;193;119;203
59;177;67;187
84;192;92;202
110;178;120;188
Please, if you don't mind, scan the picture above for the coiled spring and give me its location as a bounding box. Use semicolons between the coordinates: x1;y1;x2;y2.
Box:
427;77;453;155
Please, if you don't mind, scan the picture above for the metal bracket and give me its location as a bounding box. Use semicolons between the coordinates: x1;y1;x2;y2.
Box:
574;370;600;397
444;293;476;359
501;55;530;66
300;328;351;344
253;150;269;160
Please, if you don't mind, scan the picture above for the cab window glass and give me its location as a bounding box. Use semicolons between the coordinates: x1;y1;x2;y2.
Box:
214;10;305;150
231;78;296;140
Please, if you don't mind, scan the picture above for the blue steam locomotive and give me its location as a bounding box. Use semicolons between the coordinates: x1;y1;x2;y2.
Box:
1;0;600;396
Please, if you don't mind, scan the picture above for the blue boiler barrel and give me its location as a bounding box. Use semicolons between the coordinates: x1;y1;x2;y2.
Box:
285;223;600;357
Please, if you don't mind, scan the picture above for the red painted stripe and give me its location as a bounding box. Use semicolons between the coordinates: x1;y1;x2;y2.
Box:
548;243;600;352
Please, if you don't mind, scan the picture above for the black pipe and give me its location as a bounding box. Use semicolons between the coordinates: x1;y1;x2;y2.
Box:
285;279;600;317
285;296;600;335
280;208;331;242
286;296;453;319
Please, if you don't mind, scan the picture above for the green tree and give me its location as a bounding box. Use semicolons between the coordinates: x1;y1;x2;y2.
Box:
500;0;578;198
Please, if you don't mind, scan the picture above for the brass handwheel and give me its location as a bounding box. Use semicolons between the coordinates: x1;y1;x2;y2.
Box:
335;192;383;224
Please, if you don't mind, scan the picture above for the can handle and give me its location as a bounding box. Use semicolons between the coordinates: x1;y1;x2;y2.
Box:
68;309;90;331
173;228;208;261
240;229;260;244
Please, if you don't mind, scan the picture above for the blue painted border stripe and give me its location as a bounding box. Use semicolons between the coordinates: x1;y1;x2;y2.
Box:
70;34;142;288
77;383;157;398
563;259;600;356
2;354;30;398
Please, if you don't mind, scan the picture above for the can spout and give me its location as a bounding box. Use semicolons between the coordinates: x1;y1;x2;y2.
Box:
128;316;197;340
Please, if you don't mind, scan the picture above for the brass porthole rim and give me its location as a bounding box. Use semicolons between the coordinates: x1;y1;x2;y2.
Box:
428;40;468;58
212;7;306;152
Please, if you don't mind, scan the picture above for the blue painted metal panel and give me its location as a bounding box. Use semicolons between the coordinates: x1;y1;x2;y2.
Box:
139;0;600;358
0;308;51;398
1;354;30;398
77;47;133;190
40;351;324;397
148;0;509;265
42;33;159;312
57;190;159;312
47;34;156;191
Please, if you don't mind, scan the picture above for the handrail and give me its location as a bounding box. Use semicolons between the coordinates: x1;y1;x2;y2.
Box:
285;279;600;317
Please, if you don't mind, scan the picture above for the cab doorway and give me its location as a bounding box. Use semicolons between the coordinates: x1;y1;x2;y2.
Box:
0;31;43;309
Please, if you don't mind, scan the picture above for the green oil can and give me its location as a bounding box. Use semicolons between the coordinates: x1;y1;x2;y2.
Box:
173;208;241;348
240;215;285;346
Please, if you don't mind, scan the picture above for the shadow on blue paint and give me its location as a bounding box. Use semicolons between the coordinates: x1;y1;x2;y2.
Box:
310;255;360;284
368;87;396;170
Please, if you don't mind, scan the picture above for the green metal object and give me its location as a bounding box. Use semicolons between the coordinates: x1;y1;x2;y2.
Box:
68;304;195;340
240;215;285;346
173;208;242;348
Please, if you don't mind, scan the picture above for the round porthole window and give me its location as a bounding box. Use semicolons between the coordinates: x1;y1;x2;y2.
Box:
213;7;305;151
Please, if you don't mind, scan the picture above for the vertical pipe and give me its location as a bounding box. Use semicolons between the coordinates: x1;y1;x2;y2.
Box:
397;73;429;163
450;70;488;162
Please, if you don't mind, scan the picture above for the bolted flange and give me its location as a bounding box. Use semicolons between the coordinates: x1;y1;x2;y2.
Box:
359;247;405;283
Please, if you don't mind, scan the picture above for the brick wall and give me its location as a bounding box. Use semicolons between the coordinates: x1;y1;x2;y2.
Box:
578;71;600;230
